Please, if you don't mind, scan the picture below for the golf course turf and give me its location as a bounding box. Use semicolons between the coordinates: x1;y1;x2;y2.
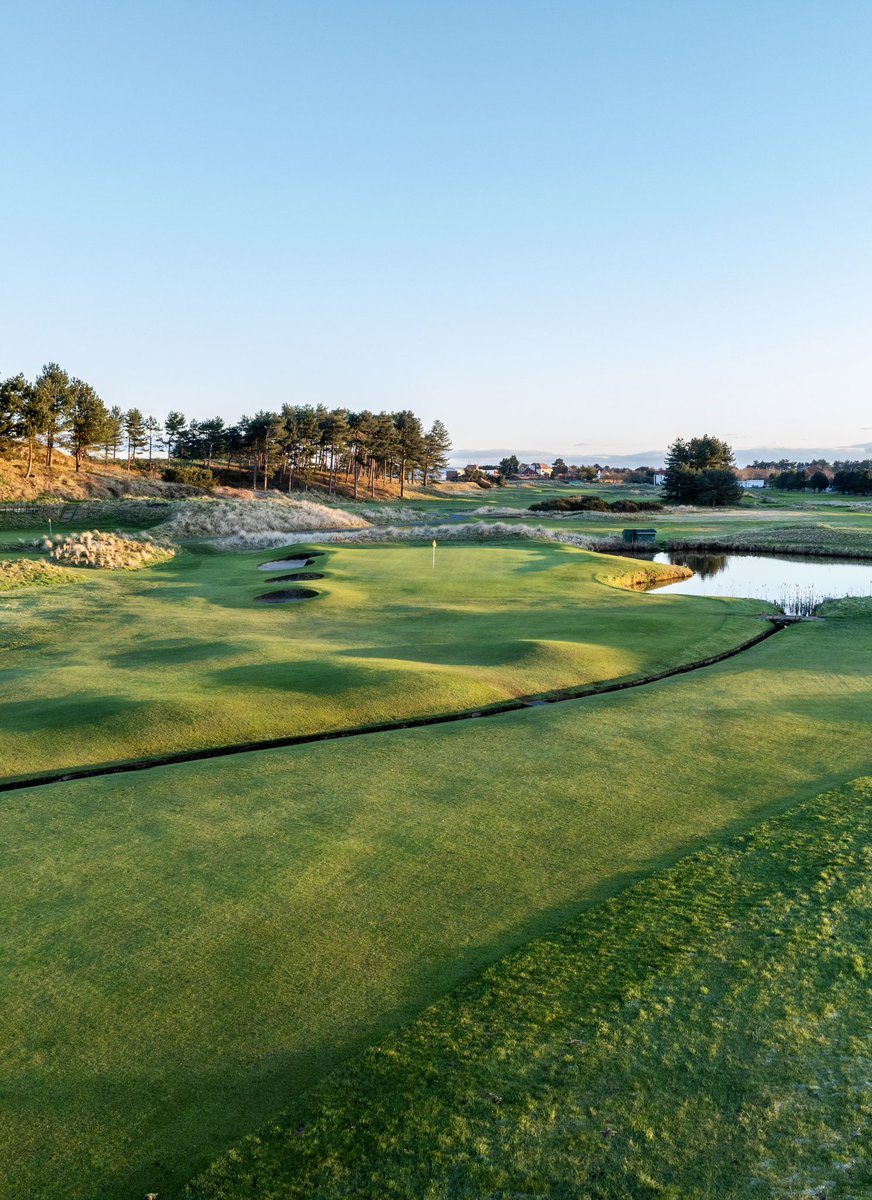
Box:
2;589;872;1199
0;540;764;782
188;776;872;1200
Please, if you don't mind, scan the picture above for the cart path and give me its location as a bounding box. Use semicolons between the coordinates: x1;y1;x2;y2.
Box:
0;619;790;795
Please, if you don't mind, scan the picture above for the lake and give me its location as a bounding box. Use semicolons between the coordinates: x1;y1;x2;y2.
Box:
646;551;872;615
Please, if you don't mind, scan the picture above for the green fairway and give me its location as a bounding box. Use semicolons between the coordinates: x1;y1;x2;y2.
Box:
3;598;872;1199
189;776;872;1200
0;540;763;781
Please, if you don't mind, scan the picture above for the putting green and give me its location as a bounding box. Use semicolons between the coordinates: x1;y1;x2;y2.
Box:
3;599;872;1199
0;540;763;781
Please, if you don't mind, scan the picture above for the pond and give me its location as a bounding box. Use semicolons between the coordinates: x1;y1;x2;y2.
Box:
646;551;872;615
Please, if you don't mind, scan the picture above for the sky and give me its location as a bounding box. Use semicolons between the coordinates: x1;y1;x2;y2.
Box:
2;1;871;464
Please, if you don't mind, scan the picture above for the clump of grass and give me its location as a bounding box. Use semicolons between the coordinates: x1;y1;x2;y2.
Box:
152;498;370;540
43;531;176;570
0;559;80;591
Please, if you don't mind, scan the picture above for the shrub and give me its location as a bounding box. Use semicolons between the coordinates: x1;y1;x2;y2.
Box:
163;466;216;490
529;496;662;514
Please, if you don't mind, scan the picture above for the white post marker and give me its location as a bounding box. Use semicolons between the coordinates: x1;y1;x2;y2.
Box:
432;538;437;569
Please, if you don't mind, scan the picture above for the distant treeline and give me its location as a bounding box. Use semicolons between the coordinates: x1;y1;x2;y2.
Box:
0;364;451;496
752;458;872;472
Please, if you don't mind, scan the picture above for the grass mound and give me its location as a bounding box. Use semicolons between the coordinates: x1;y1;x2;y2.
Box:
187;777;872;1200
43;531;176;570
0;559;79;591
600;561;693;591
154;498;370;540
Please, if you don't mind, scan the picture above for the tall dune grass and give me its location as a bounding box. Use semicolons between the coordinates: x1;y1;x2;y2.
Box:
43;531;176;570
153;498;370;540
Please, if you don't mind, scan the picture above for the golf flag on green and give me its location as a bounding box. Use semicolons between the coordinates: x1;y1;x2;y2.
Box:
432;539;437;569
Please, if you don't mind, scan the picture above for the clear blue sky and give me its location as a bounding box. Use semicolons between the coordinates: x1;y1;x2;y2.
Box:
3;1;871;461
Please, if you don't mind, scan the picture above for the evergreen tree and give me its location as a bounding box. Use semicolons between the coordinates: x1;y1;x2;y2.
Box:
663;435;739;505
0;374;30;452
124;408;147;466
102;406;125;463
394;410;424;497
67;379;109;470
164;411;187;461
422;419;452;485
144;416;161;464
34;362;71;469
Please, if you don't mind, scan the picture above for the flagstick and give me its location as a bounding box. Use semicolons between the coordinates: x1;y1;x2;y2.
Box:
432;539;437;569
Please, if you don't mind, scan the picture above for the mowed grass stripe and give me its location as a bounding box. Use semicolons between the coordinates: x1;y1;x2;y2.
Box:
188;776;872;1200
2;602;872;1199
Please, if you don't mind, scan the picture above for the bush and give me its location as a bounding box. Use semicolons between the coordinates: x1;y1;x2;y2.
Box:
162;466;216;490
529;496;662;514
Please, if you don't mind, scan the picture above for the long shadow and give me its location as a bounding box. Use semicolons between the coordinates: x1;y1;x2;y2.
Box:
0;620;790;794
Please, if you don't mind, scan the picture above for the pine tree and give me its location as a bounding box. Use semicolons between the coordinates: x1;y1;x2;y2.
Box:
422;419;452;485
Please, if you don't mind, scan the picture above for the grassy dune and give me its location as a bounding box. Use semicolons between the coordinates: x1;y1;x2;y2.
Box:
0;540;762;780
189;777;872;1200
2;599;872;1198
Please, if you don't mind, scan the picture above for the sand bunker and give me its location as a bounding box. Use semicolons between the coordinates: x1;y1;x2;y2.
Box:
258;558;311;571
258;551;325;571
255;587;319;603
266;571;325;582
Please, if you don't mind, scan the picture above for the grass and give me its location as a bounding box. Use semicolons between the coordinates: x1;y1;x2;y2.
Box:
3;597;872;1199
0;558;80;590
0;539;763;781
45;530;177;569
187;776;872;1200
670;521;872;558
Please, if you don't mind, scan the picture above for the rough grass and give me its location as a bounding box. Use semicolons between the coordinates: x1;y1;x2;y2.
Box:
187;776;872;1200
0;540;763;781
670;522;872;558
223;520;630;553
153;497;369;540
43;530;176;570
0;558;79;591
3;604;872;1199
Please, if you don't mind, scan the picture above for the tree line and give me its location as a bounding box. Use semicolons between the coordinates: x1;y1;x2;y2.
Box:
0;364;452;497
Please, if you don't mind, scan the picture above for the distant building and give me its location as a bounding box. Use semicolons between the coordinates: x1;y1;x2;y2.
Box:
518;462;553;478
741;478;766;488
652;472;666;485
444;469;460;481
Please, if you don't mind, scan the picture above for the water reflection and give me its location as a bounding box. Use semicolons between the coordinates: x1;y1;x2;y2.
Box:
668;552;728;579
645;551;872;615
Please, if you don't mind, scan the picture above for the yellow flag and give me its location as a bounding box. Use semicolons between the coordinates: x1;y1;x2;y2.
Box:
432;539;437;547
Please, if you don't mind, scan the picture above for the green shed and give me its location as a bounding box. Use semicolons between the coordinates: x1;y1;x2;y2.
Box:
621;529;657;544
